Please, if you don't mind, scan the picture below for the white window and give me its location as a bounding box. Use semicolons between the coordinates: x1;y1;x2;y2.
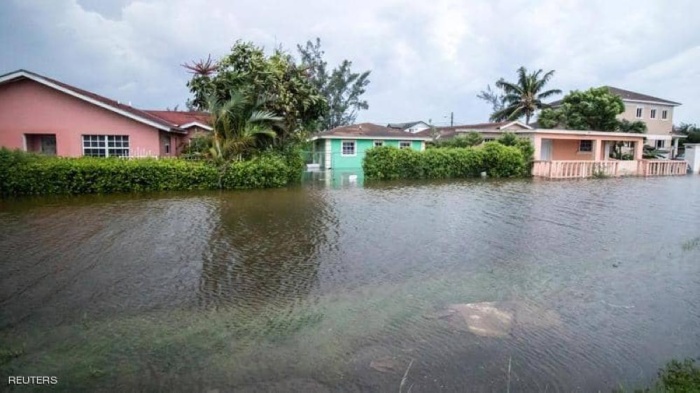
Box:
579;140;592;152
82;135;130;157
662;110;668;120
636;107;643;118
373;140;384;147
341;140;356;156
399;141;411;149
655;140;665;149
650;109;657;119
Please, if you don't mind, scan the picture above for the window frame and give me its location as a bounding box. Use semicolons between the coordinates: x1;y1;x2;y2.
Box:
398;140;412;150
82;135;130;157
650;108;657;119
635;106;644;119
661;109;668;120
340;140;356;157
373;140;384;148
578;140;593;153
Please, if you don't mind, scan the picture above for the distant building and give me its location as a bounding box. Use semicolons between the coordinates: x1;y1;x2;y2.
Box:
387;121;432;134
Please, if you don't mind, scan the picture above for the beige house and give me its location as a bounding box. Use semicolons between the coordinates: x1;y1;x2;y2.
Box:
605;86;682;151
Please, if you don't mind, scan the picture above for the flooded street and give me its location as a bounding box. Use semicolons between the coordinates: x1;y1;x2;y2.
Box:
1;176;699;392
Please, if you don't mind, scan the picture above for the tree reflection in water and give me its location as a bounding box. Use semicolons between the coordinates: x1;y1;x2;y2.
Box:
198;187;338;311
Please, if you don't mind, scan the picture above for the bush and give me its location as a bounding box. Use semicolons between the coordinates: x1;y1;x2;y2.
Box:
0;148;300;197
363;143;526;180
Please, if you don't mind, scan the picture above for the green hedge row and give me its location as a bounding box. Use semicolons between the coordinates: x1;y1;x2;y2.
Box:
362;142;527;180
0;148;302;197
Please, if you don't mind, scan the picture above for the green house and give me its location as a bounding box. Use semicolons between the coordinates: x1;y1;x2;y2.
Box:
309;123;431;170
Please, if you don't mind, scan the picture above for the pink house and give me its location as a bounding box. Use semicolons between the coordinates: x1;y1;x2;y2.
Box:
0;70;211;157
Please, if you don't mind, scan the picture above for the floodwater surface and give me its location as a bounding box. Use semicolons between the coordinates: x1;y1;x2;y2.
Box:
1;176;699;392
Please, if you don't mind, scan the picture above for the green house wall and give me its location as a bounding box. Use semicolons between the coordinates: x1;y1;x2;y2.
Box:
325;139;423;169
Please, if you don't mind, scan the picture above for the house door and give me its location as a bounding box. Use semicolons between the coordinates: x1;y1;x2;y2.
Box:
541;139;552;160
40;135;57;155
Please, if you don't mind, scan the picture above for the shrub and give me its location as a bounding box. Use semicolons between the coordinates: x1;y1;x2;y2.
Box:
363;143;526;180
0;148;300;197
432;132;483;148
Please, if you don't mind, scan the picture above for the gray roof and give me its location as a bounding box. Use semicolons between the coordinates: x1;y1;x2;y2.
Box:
415;121;530;139
387;121;429;129
314;123;430;139
550;86;681;106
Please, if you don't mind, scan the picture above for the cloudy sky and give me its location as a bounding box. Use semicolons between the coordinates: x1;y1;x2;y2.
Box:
1;0;698;126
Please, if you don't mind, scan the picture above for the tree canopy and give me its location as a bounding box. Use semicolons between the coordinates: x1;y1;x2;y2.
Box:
297;38;371;130
184;41;328;141
488;67;562;125
538;87;633;131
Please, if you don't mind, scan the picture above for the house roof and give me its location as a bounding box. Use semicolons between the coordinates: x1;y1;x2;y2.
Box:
387;121;429;129
550;86;681;106
145;110;212;130
0;69;186;132
415;121;531;139
311;123;432;140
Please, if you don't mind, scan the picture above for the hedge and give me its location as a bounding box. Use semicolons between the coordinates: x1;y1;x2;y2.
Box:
0;148;302;197
362;142;527;180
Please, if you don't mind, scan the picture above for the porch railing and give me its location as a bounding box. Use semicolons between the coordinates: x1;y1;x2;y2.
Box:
533;160;619;179
639;160;688;176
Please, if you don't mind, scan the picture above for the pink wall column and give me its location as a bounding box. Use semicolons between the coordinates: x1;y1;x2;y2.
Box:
634;141;644;160
0;79;163;157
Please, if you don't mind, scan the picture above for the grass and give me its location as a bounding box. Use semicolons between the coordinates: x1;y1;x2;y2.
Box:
614;359;700;393
681;237;700;252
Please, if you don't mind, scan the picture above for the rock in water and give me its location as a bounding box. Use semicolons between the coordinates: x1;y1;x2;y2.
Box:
370;357;401;373
448;302;514;337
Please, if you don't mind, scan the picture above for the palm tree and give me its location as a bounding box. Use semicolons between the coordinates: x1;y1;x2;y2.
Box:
206;90;281;162
490;67;562;125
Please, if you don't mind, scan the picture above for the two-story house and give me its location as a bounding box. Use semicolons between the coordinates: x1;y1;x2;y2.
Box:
605;86;682;153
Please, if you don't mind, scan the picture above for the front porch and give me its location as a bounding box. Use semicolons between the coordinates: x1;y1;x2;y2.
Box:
528;130;688;179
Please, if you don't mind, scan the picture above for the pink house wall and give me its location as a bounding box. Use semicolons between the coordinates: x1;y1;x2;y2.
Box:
551;139;594;161
0;79;163;157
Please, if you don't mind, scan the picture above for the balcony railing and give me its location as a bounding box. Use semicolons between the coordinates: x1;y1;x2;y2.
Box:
639;160;688;176
533;160;619;179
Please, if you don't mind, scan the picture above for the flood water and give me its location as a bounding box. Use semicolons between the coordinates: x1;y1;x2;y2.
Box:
1;175;699;392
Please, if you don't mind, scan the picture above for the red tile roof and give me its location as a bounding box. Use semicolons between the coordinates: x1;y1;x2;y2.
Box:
144;110;210;127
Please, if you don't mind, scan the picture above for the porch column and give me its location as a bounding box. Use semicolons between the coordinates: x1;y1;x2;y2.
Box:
592;139;602;161
673;137;680;159
533;135;542;160
634;141;644;160
603;141;611;161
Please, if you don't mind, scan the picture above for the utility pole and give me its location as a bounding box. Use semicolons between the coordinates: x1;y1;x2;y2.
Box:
450;112;454;127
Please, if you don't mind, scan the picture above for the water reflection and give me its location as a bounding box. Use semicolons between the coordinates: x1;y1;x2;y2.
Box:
198;187;338;310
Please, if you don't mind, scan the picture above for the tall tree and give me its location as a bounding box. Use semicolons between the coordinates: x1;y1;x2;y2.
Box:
183;41;328;140
538;87;626;131
297;38;371;130
477;83;506;112
490;67;562;125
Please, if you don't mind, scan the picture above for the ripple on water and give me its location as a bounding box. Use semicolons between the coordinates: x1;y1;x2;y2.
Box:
1;177;699;391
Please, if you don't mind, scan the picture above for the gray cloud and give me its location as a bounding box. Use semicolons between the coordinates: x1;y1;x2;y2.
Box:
1;0;697;125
